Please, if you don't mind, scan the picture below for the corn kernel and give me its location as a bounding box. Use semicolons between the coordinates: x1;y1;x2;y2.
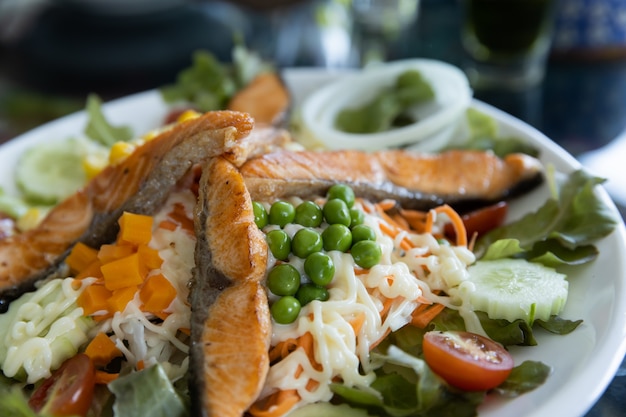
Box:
177;109;201;124
17;208;46;232
142;130;158;142
82;154;108;179
109;142;135;165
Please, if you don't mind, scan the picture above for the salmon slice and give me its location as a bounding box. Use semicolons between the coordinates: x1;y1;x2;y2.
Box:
0;110;255;304
189;156;270;417
240;149;544;212
227;72;290;126
190;280;271;417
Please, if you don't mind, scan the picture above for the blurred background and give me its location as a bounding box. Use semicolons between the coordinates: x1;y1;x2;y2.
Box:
0;0;625;148
0;0;625;415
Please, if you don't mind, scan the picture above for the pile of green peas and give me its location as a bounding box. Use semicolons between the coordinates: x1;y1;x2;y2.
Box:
253;184;383;325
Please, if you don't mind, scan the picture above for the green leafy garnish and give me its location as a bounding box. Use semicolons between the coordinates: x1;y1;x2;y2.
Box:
160;44;272;112
84;94;133;147
449;108;540;157
495;361;551;397
109;364;188;417
334;69;435;134
474;169;619;266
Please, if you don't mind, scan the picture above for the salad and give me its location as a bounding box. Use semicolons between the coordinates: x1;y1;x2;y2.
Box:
0;49;621;417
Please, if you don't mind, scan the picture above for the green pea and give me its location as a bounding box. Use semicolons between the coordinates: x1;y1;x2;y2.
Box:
271;296;301;324
252;201;268;229
266;229;291;261
351;224;376;244
323;198;351;226
294;201;323;227
269;201;295;227
291;228;323;258
349;207;365;227
304;252;335;286
327;184;355;208
267;264;300;296
322;224;352;252
351;240;382;269
296;283;330;306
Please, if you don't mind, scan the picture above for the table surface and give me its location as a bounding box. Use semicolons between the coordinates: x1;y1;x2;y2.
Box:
0;0;625;416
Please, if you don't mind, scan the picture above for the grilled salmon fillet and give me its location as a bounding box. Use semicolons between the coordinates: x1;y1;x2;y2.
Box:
189;156;270;417
0;111;258;304
240;149;544;212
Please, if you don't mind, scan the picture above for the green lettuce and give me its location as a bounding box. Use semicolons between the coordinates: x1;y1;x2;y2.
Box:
84;94;133;147
474;169;619;267
108;364;188;417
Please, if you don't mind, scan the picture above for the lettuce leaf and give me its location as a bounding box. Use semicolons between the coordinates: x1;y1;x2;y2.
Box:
84;94;133;147
331;346;483;417
108;364;188;417
474;169;619;266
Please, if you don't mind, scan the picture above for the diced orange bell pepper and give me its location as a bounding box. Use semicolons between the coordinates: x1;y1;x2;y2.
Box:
117;211;153;246
140;273;177;314
66;242;98;274
101;253;147;291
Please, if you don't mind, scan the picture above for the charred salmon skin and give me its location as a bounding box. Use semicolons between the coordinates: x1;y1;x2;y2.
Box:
240;149;544;212
189;156;270;417
0;110;255;305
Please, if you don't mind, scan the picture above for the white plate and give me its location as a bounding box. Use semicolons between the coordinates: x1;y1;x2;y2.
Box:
2;69;626;417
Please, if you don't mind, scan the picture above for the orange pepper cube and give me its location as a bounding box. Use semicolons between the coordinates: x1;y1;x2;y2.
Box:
66;242;98;274
137;244;163;270
98;244;136;264
75;259;104;281
117;212;154;246
107;286;138;313
78;284;112;316
140;274;177;314
85;332;123;367
101;253;147;291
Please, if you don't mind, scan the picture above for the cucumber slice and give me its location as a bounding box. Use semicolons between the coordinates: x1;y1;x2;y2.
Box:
465;259;568;323
15;138;88;205
287;403;371;417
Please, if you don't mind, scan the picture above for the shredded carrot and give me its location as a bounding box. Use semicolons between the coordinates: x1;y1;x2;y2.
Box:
379;296;398;319
95;370;119;385
158;220;178;231
248;389;300;417
434;204;467;247
410;303;446;328
166;202;195;234
85;332;123;367
376;199;396;211
350;312;366;336
65;242;98;274
136;360;145;371
269;338;299;363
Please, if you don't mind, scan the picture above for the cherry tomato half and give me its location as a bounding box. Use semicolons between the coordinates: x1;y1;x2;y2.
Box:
422;330;514;391
29;353;96;417
445;201;508;241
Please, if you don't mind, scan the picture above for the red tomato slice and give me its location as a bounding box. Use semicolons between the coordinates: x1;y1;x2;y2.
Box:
445;201;508;241
422;330;514;391
29;353;96;417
